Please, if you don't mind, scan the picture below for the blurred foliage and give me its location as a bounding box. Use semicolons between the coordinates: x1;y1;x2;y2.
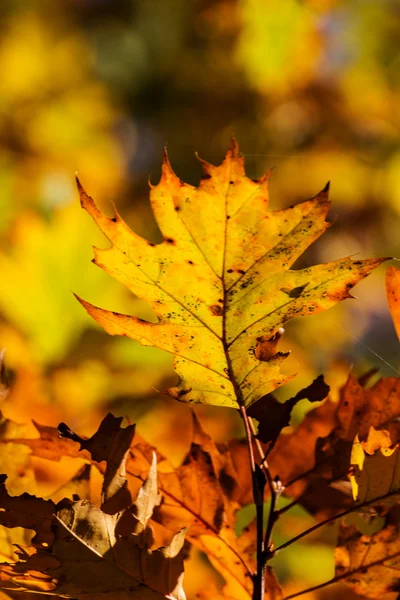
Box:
0;0;399;598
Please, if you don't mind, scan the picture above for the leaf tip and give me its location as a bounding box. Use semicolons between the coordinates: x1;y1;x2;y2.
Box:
159;147;180;185
257;167;272;185
322;180;330;194
73;293;95;316
229;136;240;158
75;175;97;215
75;174;86;205
195;150;215;179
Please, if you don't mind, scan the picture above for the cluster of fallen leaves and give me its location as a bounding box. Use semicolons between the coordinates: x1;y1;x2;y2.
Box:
0;143;399;599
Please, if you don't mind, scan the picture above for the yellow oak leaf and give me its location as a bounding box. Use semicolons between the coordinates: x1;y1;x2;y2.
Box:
77;142;386;409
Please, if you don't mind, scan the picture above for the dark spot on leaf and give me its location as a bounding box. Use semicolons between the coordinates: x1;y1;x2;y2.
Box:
238;269;245;275
111;217;117;223
148;242;155;247
227;269;233;273
188;260;194;265
178;388;191;397
230;181;234;184
165;237;175;245
174;205;180;212
210;304;223;316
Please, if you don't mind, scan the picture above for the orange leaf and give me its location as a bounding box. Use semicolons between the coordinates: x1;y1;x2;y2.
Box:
386;265;400;341
335;507;400;598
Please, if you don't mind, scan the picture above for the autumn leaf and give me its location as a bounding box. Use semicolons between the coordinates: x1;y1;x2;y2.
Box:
318;374;400;486
0;411;285;599
335;506;400;598
350;426;400;504
386;265;400;341
247;374;329;447
229;389;344;516
76;141;386;409
59;413;136;512
60;412;261;600
0;454;186;600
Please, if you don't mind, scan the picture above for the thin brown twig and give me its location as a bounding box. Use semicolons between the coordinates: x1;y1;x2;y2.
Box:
275;494;306;517
271;488;400;557
248;416;274;495
240;406;265;600
247;417;280;565
283;549;400;599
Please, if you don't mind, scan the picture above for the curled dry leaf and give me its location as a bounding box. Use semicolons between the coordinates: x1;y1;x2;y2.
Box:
0;444;186;599
61;412;261;600
59;413;136;513
76;141;386;409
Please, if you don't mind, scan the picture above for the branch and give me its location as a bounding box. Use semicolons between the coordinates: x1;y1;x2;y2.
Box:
283;549;400;599
248;416;274;496
271;488;400;557
240;406;265;600
247;417;282;564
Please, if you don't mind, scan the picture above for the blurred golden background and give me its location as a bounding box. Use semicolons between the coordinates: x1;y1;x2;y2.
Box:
0;1;399;598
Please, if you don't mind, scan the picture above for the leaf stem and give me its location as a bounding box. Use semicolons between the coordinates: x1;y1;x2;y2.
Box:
270;488;400;557
240;405;265;600
248;416;274;495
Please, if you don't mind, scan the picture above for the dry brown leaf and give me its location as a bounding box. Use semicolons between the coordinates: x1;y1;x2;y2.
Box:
335;506;400;598
350;427;400;504
59;413;136;513
0;454;186;600
247;375;329;448
318;374;400;485
0;412;283;599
